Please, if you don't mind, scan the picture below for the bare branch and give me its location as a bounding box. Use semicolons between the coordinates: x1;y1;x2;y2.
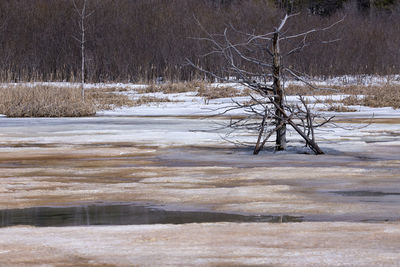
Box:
281;16;345;41
188;12;343;155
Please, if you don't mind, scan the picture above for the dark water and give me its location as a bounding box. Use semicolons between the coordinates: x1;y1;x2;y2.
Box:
332;191;400;197
0;203;302;227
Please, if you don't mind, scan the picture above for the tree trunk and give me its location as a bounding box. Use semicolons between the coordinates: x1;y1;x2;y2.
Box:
272;31;286;151
80;0;86;100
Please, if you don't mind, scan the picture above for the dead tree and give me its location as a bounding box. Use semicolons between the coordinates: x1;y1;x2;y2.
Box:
72;0;94;100
188;13;342;155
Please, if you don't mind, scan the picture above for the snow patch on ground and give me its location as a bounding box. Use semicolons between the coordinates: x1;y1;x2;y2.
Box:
0;81;148;90
1;222;400;266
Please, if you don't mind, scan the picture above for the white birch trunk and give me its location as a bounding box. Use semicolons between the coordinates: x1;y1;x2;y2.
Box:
80;0;86;100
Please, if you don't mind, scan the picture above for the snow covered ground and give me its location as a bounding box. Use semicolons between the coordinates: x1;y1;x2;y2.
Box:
2;222;400;266
2;74;400;88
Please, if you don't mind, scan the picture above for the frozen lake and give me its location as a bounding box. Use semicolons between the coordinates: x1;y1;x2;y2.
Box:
1;115;399;217
0;114;400;265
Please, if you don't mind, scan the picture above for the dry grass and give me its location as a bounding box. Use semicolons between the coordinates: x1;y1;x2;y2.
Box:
86;87;175;108
197;86;247;99
138;81;207;94
339;85;400;109
362;94;400;109
93;83;399;109
335;84;393;95
137;81;247;100
341;95;360;106
134;96;175;105
285;84;335;96
320;104;357;112
2;82;397;118
314;97;340;104
286;84;400;109
0;85;96;117
0;84;179;117
87;87;135;110
84;87;176;109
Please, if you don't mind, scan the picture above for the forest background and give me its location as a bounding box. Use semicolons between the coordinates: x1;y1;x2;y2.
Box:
0;0;399;83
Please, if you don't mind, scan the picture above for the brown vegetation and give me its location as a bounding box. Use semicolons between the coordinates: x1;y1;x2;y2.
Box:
0;84;184;117
0;86;96;117
286;84;400;109
320;104;357;112
0;1;399;82
285;85;336;96
340;85;400;109
134;96;175;106
197;86;248;100
137;81;246;100
138;81;206;94
87;87;135;110
1;82;398;118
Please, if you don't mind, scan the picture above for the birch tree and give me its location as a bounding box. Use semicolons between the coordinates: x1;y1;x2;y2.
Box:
188;13;343;155
72;0;94;100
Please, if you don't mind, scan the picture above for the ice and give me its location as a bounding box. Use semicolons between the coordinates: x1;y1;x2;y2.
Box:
0;80;400;266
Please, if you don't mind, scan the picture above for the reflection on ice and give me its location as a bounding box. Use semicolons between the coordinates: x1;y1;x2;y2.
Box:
0;203;302;227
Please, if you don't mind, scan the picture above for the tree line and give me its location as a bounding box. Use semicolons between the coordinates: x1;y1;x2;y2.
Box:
0;0;399;82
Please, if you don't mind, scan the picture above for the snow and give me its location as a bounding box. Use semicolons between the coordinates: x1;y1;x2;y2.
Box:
0;81;148;90
1;80;400;150
2;78;400;119
1;74;400;89
1;222;400;266
88;82;400;119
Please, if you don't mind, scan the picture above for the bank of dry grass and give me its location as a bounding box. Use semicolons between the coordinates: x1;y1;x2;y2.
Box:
0;85;96;117
0;85;179;117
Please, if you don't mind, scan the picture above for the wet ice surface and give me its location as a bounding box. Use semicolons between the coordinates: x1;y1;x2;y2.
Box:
1;113;400;265
1;115;400;221
0;117;224;146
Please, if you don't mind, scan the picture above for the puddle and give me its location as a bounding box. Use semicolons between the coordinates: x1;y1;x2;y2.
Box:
332;191;400;197
328;190;400;204
0;203;303;227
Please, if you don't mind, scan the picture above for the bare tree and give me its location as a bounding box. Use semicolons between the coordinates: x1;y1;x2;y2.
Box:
72;0;94;100
188;13;343;155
